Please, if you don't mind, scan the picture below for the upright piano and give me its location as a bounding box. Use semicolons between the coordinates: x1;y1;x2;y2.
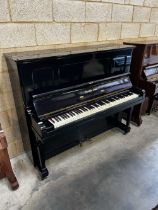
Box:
6;44;145;179
124;40;158;117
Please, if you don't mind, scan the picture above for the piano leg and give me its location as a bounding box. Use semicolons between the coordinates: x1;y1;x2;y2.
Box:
146;97;154;115
116;108;133;134
124;107;133;134
36;144;49;180
131;103;143;126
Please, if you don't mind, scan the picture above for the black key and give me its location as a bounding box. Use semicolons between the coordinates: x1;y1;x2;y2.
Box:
61;115;66;119
110;98;115;102
56;116;61;121
74;110;79;114
105;100;110;103
51;118;55;123
90;105;95;109
68;112;74;117
95;103;100;107
55;117;60;122
71;111;76;116
100;101;105;105
79;109;84;113
97;101;103;106
64;114;69;119
118;95;124;98
94;104;99;107
87;105;93;110
82;107;87;111
64;114;69;118
84;106;89;110
120;94;126;98
101;100;106;104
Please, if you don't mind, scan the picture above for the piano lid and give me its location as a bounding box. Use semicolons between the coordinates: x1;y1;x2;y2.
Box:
6;44;134;108
6;44;134;62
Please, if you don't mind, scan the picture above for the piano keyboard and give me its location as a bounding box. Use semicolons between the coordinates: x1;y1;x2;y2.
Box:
48;91;139;129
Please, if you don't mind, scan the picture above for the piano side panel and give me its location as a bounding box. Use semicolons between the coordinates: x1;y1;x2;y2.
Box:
5;56;34;163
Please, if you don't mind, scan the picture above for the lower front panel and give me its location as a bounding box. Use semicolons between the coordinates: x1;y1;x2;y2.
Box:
42;115;117;160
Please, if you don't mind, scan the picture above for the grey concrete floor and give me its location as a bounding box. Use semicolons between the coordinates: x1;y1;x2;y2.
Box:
1;113;158;210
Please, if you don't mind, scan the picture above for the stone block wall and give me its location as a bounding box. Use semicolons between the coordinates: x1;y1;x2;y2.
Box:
0;0;158;157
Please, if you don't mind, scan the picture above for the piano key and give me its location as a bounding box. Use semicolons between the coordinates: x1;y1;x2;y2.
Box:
68;112;74;117
58;116;63;121
54;117;59;122
101;100;106;104
50;118;55;123
74;110;79;114
64;114;69;119
51;118;57;123
65;114;70;118
72;111;77;116
71;111;76;116
49;119;54;124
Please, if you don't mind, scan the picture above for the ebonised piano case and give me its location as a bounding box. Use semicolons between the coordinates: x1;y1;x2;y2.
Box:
5;44;145;179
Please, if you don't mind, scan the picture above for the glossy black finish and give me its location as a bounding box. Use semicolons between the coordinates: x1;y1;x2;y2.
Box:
15;47;133;107
6;44;144;179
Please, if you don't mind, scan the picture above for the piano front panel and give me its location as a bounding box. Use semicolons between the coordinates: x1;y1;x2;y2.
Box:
17;48;132;107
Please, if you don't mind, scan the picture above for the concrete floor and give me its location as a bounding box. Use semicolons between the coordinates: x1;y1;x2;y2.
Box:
1;113;158;210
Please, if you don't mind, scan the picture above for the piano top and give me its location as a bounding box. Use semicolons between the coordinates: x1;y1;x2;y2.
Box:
124;40;158;47
6;43;134;62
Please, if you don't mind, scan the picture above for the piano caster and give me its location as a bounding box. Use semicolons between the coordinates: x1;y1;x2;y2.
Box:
40;168;49;180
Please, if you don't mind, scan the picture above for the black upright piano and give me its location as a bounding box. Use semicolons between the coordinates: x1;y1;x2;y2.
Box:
6;44;145;179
